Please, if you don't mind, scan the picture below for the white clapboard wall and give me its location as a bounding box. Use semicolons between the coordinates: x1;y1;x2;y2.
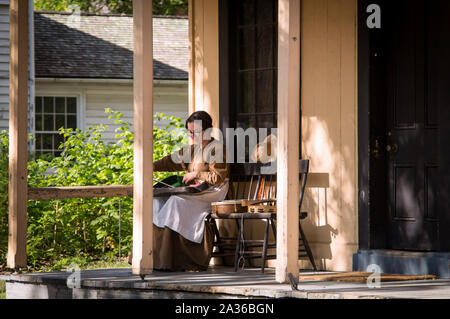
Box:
0;0;34;139
35;80;189;144
0;0;10;132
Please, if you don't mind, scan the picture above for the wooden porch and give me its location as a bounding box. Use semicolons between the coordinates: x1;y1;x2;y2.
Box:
2;267;450;299
7;0;304;284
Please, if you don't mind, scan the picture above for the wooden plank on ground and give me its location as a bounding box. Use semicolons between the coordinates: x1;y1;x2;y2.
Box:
298;272;437;283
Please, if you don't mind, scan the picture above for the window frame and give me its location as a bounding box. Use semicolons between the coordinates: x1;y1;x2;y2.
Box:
220;0;280;163
33;91;84;156
220;0;278;129
220;0;303;164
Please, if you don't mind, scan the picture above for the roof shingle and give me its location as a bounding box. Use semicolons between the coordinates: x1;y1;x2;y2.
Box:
34;11;189;80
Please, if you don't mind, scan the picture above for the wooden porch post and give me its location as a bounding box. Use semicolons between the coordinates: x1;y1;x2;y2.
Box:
276;0;301;283
188;0;195;115
7;0;29;270
132;0;153;275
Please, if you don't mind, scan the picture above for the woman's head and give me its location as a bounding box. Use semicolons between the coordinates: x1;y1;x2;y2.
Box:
185;111;213;144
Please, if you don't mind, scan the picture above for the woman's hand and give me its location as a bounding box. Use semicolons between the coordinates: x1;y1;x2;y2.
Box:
182;171;198;184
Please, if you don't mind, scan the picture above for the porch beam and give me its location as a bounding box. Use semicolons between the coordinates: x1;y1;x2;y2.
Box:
132;0;154;275
276;0;301;283
188;0;220;128
7;0;29;270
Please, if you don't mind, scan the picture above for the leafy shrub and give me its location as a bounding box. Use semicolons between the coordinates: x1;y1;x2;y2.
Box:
0;110;187;269
0;131;8;264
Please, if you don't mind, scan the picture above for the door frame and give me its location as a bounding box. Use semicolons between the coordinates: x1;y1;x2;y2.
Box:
357;0;450;252
357;0;371;250
358;0;400;250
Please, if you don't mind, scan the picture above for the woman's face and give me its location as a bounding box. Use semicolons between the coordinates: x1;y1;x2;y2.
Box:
187;121;203;145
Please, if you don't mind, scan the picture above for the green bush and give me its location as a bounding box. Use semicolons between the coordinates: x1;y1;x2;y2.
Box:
0;110;187;270
0;131;8;265
0;280;5;299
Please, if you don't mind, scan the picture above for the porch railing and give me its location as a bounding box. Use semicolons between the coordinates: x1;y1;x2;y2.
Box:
28;185;133;200
28;185;133;259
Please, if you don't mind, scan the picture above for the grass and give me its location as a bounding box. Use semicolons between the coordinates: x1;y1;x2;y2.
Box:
28;256;130;273
0;252;131;273
0;280;5;299
74;258;130;271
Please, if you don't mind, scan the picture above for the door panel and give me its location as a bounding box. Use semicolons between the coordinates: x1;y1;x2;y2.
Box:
385;0;441;251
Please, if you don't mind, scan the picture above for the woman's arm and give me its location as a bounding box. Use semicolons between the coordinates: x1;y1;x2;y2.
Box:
197;161;229;186
197;143;230;186
153;146;191;172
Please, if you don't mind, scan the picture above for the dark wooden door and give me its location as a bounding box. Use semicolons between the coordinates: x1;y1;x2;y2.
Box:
383;0;450;251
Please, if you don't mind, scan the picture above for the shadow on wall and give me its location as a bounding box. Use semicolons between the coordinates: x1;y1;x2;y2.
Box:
300;116;358;271
301;186;338;269
211;116;357;271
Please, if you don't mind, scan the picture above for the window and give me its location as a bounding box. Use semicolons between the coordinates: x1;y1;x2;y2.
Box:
220;0;278;161
232;0;278;130
35;96;78;157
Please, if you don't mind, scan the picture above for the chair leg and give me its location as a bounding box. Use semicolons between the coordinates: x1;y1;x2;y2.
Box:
261;218;270;273
266;217;317;271
270;217;276;238
211;219;222;253
299;221;317;271
234;218;243;272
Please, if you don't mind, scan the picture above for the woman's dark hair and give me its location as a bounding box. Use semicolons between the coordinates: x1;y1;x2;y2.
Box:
185;111;213;131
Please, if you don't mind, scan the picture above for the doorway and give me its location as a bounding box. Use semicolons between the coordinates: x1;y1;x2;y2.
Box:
358;0;450;252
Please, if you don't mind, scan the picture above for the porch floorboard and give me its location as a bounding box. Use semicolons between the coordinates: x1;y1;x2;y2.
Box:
2;267;450;299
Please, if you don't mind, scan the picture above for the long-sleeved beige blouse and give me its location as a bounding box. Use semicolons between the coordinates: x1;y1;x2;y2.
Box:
153;138;230;187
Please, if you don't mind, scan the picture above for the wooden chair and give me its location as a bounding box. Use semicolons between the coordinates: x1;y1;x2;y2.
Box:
208;160;317;273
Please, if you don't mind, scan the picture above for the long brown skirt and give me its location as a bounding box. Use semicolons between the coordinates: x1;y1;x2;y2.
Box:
152;220;214;271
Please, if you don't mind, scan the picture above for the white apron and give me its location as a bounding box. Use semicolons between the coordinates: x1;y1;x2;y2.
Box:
152;180;229;244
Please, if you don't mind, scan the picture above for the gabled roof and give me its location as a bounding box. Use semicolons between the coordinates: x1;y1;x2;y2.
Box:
34;11;188;80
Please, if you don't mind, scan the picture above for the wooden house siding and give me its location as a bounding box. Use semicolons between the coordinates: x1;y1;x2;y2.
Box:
0;1;9;131
35;79;189;143
0;0;33;137
300;0;358;271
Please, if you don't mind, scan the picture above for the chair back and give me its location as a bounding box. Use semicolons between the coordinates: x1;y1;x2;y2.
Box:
228;163;276;201
228;160;310;208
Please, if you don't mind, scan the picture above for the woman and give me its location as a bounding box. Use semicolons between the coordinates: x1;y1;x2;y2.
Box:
150;111;229;271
